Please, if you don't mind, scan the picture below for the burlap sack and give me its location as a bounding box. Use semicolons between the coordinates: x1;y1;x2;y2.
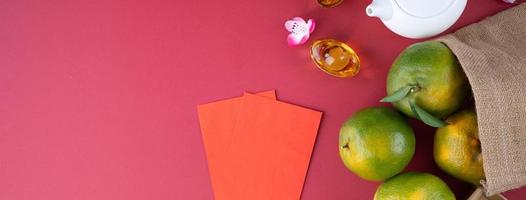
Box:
437;3;526;196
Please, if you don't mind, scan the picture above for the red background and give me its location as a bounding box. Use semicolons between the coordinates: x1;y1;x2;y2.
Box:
1;0;525;199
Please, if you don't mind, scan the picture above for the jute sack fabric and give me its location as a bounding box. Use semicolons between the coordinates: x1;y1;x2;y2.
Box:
437;3;526;196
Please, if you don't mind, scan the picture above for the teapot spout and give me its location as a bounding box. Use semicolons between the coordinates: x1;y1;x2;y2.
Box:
366;0;393;20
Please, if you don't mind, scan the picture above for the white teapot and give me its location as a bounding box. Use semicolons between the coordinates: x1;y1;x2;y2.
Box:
366;0;467;39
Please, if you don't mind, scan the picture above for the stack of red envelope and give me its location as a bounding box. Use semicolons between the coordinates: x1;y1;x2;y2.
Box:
197;90;322;200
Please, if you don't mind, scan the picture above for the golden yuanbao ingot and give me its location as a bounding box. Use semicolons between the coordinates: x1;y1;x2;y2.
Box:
310;39;360;78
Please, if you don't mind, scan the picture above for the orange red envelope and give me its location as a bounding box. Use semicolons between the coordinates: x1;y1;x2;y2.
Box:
197;90;322;200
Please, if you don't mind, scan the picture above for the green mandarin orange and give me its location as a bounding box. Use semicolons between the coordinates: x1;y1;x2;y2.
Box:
339;107;415;181
386;41;469;119
374;172;456;200
434;109;485;185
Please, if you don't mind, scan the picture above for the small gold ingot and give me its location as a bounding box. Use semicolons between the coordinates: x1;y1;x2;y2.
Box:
310;39;360;78
317;0;344;8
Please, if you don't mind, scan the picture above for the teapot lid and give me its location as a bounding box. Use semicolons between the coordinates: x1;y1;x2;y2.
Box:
395;0;455;18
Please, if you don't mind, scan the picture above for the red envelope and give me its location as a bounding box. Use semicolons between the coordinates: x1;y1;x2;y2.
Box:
198;91;322;200
197;91;276;198
215;93;322;200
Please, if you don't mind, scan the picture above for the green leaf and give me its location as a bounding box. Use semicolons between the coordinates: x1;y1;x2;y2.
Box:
409;101;446;128
380;86;414;102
